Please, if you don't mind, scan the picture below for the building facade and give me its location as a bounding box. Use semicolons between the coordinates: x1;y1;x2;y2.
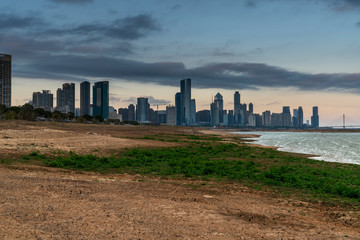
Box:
93;81;109;119
32;90;53;111
57;83;75;113
311;106;319;128
180;78;191;126
128;104;135;121
136;97;149;123
80;81;90;116
234;91;241;126
166;106;176;126
0;54;11;107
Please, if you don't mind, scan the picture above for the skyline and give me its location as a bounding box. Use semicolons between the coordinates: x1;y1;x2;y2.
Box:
2;0;360;125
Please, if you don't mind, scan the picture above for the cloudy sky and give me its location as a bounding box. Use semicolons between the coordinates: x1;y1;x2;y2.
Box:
2;0;360;125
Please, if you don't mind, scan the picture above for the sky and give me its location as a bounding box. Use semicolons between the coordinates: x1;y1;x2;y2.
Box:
2;0;360;126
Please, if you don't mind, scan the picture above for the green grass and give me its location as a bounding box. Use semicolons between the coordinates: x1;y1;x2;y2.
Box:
29;141;360;203
4;135;360;205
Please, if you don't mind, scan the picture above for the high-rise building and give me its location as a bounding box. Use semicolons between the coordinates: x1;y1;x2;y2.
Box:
175;92;182;126
282;106;291;127
57;83;75;113
210;102;220;126
234;91;241;126
262;110;271;126
32;90;53;111
271;113;283;127
249;103;253;114
240;104;247;125
80;81;90;116
196;110;211;125
191;99;196;125
128;104;135;121
298;106;304;128
136;97;149;123
292;109;298;128
118;108;129;121
214;93;223;123
0;54;11;107
180;78;191;126
311;106;319;128
228;110;234;127
93;81;109;119
166;106;176;126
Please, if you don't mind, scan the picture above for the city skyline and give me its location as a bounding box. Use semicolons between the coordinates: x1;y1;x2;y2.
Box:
2;0;360;125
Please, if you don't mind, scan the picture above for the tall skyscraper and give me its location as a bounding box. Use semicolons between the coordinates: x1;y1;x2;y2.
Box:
298;106;304;128
0;54;11;107
128;104;135;121
210;102;220;126
262;110;271;126
311;106;319;128
248;103;253;114
32;90;53;111
191;99;196;125
292;109;298;128
234;91;241;126
136;97;149;123
80;81;90;116
93;81;109;119
175;92;182;126
282;106;291;127
214;92;223;123
57;83;75;113
180;78;191;126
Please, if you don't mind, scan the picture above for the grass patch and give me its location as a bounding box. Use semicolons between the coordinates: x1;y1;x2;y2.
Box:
30;141;360;204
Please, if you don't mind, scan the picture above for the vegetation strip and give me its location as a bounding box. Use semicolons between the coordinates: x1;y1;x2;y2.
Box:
21;139;360;204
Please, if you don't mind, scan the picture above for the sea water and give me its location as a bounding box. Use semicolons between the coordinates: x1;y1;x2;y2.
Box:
234;132;360;165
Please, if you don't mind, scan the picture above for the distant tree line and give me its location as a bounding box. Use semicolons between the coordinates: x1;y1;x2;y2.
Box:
0;104;139;125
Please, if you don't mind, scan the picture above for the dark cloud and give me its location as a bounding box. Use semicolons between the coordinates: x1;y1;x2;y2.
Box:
50;0;93;4
328;0;360;11
13;53;360;94
244;0;257;8
0;13;45;30
41;14;160;40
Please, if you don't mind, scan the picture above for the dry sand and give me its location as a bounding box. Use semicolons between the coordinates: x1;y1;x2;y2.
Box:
0;121;359;239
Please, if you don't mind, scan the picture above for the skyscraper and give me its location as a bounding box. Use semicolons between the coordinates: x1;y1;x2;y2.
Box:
234;91;241;126
214;92;223;123
118;108;129;121
180;78;191;126
262;110;271;126
136;97;149;123
210;102;220;126
0;54;11;107
282;106;292;127
248;103;253;114
292;109;298;128
93;81;109;119
190;99;196;125
80;81;90;116
128;104;135;121
175;92;182;126
166;106;176;126
311;106;319;128
32;90;53;111
298;106;304;128
57;83;75;113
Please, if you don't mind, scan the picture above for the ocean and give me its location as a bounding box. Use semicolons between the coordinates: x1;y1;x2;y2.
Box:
234;131;360;165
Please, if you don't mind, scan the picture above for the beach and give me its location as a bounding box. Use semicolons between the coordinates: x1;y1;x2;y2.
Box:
0;121;359;239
